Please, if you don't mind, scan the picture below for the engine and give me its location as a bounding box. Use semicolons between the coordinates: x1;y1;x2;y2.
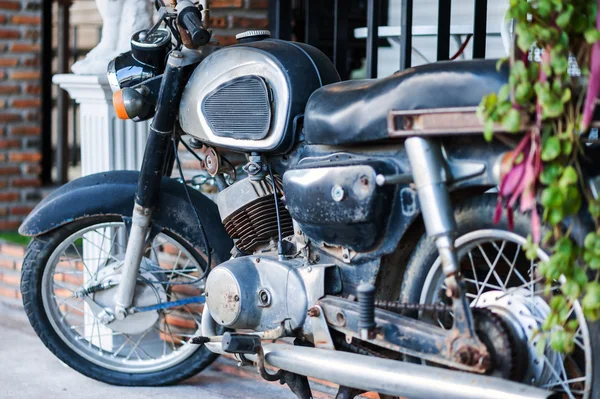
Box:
215;175;294;253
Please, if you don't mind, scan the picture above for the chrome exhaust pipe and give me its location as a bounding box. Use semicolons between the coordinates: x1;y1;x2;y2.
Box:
201;310;555;399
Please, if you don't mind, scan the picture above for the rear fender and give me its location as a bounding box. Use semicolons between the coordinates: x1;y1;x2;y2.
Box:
19;171;233;265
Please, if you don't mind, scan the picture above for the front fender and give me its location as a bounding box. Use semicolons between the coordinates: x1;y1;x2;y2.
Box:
19;171;233;265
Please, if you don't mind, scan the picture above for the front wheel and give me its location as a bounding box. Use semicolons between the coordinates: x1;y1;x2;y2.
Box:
21;216;218;386
400;195;599;399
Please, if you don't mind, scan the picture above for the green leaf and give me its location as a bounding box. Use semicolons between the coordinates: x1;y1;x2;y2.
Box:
558;166;578;188
540;164;564;185
542;137;562;161
484;119;494;142
515;82;533;103
541;186;564;208
496;58;508;71
502;108;521;133
561;88;572;104
498;84;511;101
563;186;582;215
584;233;597;250
562;280;581;299
548;207;565;225
585;28;600;44
589;200;600;218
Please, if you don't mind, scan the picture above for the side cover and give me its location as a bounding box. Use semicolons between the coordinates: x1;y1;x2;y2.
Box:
19;171;233;265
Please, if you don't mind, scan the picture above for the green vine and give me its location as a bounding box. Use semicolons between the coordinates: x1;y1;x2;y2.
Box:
478;0;600;353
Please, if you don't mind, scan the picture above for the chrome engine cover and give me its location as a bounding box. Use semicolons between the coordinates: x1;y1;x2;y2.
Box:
205;255;327;332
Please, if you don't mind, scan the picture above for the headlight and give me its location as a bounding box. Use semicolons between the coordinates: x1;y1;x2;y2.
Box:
106;28;172;93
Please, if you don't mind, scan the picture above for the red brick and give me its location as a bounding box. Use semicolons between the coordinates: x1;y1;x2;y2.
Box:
10;70;39;80
21;57;39;67
0;167;19;176
0;99;5;108
24;163;41;174
0;1;20;10
24;84;40;94
1;243;25;257
0;192;18;201
0;285;17;299
231;16;268;29
10;43;40;52
247;0;268;8
0;257;15;270
214;35;237;46
0;139;20;149
0;85;20;94
11;98;40;108
209;16;227;28
0;58;18;67
24;111;40;122
8;152;40;162
164;314;197;330
0;29;19;39
0;271;20;285
11;178;40;188
0;208;6;217
25;1;41;11
10;125;40;136
23;29;39;40
10;15;40;25
9;205;33;216
0;15;5;23
0;113;21;123
0;181;8;189
210;0;243;8
0;70;6;80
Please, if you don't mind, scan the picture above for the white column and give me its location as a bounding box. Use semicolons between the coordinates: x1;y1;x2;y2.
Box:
53;73;151;350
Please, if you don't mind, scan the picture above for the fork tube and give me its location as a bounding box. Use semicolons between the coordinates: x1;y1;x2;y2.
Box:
405;137;478;340
114;52;186;320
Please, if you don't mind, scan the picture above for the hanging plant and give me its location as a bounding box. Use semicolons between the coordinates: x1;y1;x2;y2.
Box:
478;0;600;353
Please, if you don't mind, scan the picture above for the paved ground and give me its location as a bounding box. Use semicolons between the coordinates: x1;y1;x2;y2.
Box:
0;306;340;399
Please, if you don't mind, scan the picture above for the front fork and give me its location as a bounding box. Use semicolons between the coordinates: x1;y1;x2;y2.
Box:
405;137;489;368
113;52;186;320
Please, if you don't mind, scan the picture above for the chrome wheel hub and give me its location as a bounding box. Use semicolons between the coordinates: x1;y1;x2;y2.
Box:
477;289;561;386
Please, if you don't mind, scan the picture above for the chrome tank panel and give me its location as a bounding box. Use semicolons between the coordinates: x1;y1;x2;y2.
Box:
179;46;289;151
179;39;341;153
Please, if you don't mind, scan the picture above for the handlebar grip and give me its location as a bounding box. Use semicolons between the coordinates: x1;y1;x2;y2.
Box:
178;7;211;47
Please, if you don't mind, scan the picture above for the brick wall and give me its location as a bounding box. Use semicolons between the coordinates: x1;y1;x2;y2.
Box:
208;0;268;46
0;241;23;309
0;0;43;231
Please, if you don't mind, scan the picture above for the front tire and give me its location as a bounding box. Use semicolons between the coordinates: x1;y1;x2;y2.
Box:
400;194;599;398
21;216;218;386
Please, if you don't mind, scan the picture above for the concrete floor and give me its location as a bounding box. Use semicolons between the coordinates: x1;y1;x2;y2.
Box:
0;306;339;399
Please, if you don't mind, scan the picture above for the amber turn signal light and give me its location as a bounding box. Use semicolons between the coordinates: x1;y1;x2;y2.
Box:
113;90;130;120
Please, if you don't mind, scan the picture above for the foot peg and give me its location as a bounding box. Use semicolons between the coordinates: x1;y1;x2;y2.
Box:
222;332;262;354
357;283;376;340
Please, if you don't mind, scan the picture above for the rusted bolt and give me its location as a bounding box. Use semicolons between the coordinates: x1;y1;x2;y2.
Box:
307;306;320;318
360;175;369;185
453;345;473;365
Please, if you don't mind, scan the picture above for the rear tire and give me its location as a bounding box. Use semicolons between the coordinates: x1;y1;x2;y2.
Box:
400;194;599;398
21;216;219;386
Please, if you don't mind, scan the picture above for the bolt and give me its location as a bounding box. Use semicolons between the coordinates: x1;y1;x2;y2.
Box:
307;307;320;318
331;185;345;202
307;266;312;272
360;175;369;185
234;294;240;302
255;258;260;263
171;51;183;59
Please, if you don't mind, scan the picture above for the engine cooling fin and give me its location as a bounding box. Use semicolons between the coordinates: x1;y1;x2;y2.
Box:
218;175;293;253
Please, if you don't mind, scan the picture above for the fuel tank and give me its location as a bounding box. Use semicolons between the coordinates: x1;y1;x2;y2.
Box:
179;38;340;154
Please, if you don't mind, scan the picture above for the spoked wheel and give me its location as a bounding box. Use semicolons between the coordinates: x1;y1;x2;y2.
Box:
21;216;218;386
401;195;598;399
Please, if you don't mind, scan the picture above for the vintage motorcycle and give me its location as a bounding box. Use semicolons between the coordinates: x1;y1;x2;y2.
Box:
19;1;600;398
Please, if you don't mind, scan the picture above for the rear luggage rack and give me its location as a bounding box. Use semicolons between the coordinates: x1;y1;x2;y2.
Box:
387;106;530;137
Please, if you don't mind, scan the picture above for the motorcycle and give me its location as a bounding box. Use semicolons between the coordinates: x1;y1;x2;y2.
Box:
19;1;600;398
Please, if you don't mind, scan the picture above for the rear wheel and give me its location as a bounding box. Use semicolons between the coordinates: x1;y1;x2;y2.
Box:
400;195;598;398
21;216;218;386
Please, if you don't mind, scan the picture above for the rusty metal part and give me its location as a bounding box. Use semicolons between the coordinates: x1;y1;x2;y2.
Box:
307;306;320;318
387;106;531;137
374;300;449;315
320;296;490;373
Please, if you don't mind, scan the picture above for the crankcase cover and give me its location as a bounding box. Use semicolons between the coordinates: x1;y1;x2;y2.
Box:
179;39;340;154
205;256;318;331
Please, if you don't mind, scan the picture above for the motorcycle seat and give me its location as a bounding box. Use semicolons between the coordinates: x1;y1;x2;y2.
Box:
303;59;508;145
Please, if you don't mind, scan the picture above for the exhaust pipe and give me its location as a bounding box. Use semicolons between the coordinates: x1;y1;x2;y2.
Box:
201;311;556;399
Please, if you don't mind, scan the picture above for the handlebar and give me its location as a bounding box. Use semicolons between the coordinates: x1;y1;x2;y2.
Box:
176;1;211;48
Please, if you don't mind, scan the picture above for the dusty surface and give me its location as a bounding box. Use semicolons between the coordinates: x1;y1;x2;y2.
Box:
0;306;340;399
